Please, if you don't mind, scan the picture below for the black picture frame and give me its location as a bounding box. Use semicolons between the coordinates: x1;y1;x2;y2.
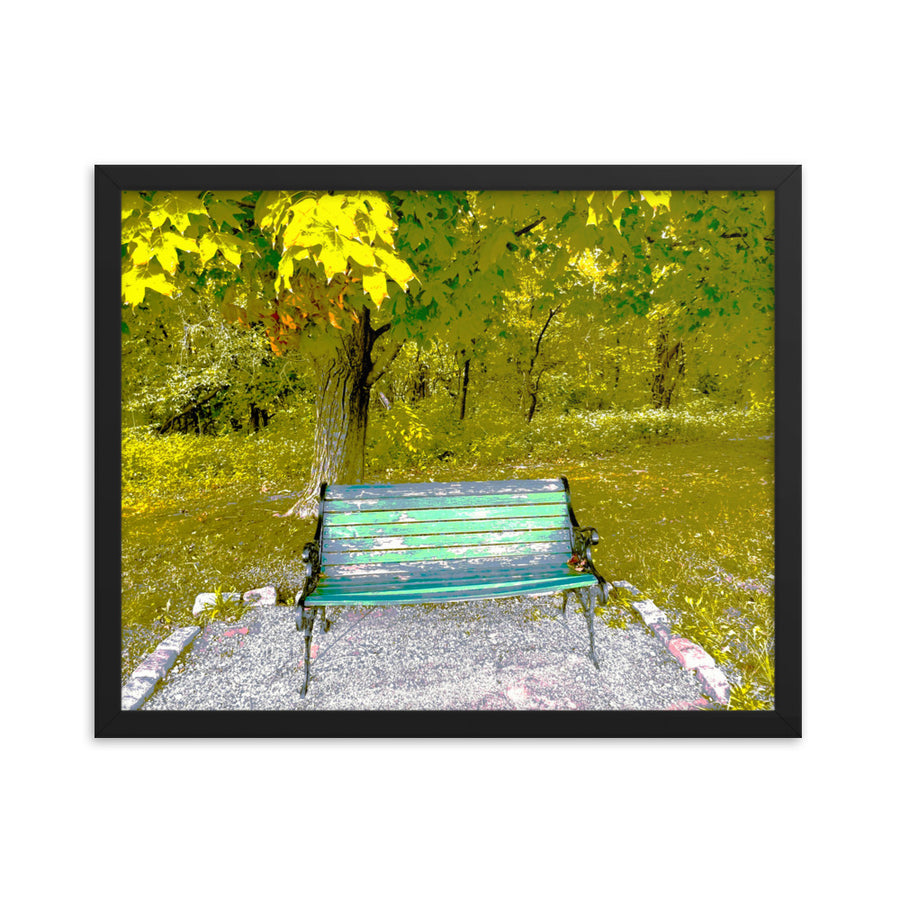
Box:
96;164;801;738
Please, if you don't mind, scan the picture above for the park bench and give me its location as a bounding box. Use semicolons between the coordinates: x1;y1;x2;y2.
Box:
294;477;609;698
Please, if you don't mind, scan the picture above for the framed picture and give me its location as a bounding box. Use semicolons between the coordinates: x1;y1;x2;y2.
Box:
96;164;800;737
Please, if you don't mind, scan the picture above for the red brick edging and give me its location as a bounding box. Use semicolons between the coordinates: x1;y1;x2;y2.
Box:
612;581;731;707
121;626;201;711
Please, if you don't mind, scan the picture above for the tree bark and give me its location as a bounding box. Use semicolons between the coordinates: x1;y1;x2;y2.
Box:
281;309;380;518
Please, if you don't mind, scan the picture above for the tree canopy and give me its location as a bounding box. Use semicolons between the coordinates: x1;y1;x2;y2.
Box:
121;187;774;512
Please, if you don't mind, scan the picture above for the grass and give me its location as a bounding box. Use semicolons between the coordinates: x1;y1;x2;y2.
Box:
121;406;774;708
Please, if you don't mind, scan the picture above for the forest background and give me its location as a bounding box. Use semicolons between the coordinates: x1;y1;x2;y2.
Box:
121;187;776;708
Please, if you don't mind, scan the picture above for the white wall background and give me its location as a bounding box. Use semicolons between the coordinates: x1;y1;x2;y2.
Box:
3;2;895;897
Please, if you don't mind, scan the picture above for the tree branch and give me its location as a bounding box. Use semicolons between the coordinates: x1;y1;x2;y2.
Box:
366;339;405;387
530;306;560;374
515;216;546;237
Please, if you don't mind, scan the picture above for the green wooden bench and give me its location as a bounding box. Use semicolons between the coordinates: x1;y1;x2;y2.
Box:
294;477;609;698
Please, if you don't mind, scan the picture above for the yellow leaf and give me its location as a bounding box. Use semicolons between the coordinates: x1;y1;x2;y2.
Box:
327;310;343;330
317;194;359;237
156;241;178;273
131;238;152;266
199;234;218;265
347;240;375;267
318;243;348;279
363;271;388;306
642;190;671;210
376;249;415;289
283;197;318;247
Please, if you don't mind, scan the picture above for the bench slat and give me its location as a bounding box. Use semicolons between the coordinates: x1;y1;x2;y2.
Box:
322;527;571;554
324;490;566;512
325;479;563;500
322;540;570;566
320;552;572;580
324;503;569;528
314;565;583;594
323;515;571;540
309;573;595;606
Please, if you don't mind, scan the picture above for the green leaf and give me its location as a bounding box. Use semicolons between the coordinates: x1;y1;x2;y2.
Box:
481;227;517;266
208;198;244;230
149;192;209;233
198;232;244;268
255;191;294;233
122;192;147;219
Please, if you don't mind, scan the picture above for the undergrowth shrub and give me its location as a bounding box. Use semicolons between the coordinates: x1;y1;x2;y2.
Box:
125;399;772;506
367;399;772;470
123;404;314;506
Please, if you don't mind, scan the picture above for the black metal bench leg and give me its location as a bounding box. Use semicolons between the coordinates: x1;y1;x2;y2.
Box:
320;605;330;633
561;592;569;618
299;605;316;698
581;587;601;670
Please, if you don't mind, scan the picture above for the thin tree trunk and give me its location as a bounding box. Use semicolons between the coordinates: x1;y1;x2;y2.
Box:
459;357;470;420
526;384;539;423
521;306;559;422
613;333;621;396
651;327;684;409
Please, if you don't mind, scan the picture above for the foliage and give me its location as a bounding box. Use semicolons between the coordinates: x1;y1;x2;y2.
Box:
121;189;774;414
196;585;250;626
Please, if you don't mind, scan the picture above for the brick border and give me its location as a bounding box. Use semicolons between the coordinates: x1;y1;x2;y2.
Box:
612;581;731;707
121;626;201;711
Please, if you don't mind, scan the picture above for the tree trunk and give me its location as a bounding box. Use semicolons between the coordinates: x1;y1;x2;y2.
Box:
612;333;621;397
411;347;429;401
459;357;470;420
521;306;559;422
249;403;269;431
526;385;539;423
651;328;684;409
282;310;377;518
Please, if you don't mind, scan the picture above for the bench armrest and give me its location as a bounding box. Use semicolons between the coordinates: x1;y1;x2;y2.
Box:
296;540;322;605
574;526;599;554
571;527;608;599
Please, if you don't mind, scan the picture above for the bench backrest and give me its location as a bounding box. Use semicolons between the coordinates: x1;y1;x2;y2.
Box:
318;478;576;579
